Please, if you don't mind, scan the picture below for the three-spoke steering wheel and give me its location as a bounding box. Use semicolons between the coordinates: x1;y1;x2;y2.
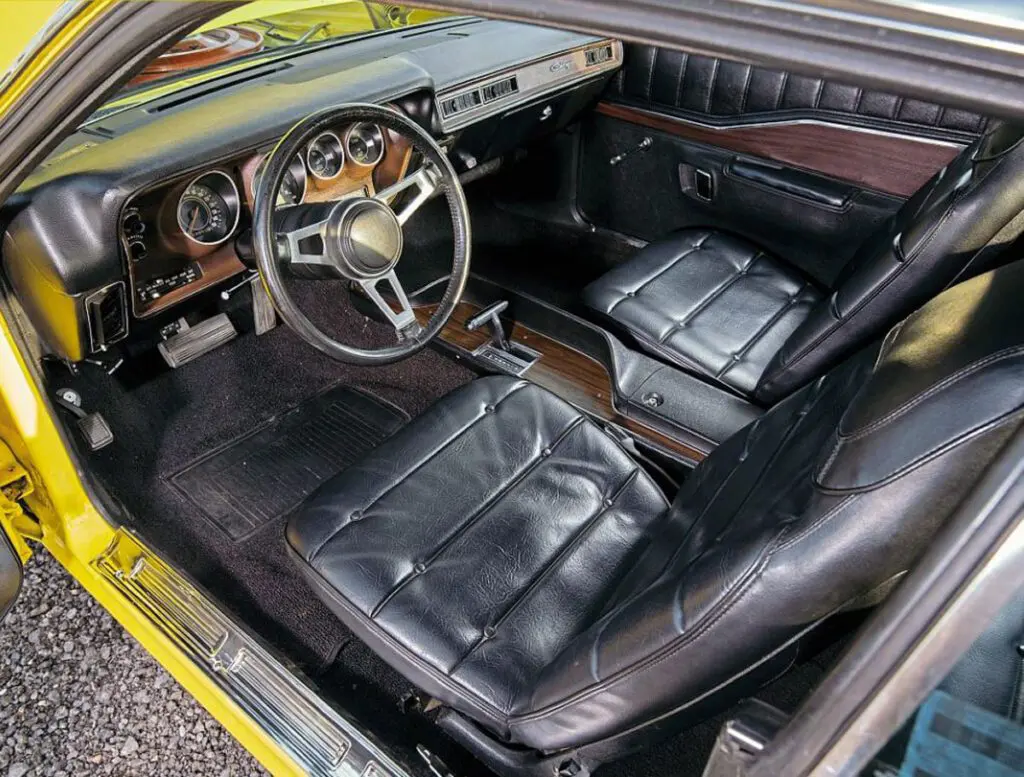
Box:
251;104;471;365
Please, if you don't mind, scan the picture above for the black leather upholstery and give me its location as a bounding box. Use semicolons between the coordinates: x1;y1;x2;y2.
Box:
582;229;821;395
584;123;1024;402
289;260;1024;759
608;44;989;138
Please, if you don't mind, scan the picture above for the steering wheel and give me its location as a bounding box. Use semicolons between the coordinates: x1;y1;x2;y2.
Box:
251;103;471;365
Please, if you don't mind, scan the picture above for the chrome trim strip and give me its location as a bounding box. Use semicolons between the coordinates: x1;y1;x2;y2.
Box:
94;531;410;777
436;39;622;132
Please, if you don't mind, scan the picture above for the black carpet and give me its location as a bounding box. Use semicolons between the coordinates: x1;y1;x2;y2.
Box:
167;385;407;541
50;283;475;674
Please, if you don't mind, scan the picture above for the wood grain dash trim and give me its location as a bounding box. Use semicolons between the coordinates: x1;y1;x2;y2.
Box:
596;101;964;198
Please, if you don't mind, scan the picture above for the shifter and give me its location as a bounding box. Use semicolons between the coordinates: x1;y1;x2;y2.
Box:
465;300;541;376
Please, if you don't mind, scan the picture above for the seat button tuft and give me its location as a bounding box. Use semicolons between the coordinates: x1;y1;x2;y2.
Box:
350;510;363;522
626;291;636;298
603;498;614;508
414;562;426;574
483;625;496;639
542;447;552;457
484;404;495;414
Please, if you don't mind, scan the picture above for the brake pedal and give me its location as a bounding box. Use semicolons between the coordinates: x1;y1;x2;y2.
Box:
54;389;114;451
158;313;237;368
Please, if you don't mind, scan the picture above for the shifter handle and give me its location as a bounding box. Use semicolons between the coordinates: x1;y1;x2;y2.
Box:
466;300;509;331
466;300;511;351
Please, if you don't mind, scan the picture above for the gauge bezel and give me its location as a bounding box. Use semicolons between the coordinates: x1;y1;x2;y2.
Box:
344;122;385;167
254;152;308;206
176;169;241;246
283;152;308;204
305;131;345;180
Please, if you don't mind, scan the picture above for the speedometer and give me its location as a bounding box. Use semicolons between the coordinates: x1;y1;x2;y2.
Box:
176;170;240;245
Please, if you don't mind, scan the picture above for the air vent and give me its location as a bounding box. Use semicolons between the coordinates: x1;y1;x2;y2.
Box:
585;44;615;67
86;283;128;353
482;76;519;103
440;89;482;118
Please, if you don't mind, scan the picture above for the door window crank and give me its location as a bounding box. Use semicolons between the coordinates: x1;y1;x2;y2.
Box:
610;136;653;166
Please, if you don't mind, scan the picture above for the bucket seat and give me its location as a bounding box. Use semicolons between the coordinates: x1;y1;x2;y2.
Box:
287;260;1024;772
582;123;1024;404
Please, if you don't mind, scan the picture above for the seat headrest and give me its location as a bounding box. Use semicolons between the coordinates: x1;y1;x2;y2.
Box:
817;260;1024;491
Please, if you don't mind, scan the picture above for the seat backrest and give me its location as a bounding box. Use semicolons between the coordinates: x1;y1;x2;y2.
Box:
510;260;1024;753
754;123;1024;404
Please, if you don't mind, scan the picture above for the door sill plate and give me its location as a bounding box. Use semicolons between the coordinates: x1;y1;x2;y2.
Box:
94;530;410;777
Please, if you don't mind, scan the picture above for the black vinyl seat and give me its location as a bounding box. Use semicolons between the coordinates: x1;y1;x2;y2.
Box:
583;123;1024;404
288;260;1024;771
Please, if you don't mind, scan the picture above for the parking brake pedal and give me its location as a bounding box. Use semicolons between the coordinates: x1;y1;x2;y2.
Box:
158;313;237;368
54;389;114;451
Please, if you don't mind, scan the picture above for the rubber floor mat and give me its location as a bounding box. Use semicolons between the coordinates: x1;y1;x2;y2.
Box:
166;385;408;540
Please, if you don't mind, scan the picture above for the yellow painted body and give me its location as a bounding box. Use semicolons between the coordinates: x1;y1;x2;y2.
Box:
0;1;418;773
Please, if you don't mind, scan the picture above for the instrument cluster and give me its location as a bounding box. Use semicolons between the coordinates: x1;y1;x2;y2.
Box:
176;121;386;247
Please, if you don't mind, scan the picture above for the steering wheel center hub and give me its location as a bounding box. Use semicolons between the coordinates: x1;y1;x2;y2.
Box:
327;197;403;278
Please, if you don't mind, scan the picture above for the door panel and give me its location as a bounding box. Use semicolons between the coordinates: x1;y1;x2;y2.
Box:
578;45;989;286
579;112;904;285
594;102;964;198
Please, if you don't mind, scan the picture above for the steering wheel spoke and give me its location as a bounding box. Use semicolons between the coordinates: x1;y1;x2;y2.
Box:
374;162;441;225
357;271;422;339
252;103;469;366
280;216;332;268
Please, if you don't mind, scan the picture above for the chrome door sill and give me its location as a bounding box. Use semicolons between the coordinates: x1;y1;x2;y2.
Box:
94;529;411;777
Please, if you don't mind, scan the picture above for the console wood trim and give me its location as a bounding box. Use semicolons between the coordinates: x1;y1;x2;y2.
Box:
416;302;706;463
595;101;964;198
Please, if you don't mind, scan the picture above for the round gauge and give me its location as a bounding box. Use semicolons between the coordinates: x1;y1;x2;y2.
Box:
177;170;240;246
278;153;308;206
345;123;385;167
306;132;344;180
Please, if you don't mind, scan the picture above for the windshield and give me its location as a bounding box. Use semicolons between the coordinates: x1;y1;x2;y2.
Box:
116;1;448;95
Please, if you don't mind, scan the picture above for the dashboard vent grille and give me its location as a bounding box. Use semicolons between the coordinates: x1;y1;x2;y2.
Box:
585;44;615;67
440;89;483;118
86;283;128;353
482;76;519;103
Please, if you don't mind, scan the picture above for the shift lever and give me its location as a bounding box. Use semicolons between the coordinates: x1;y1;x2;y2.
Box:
465;300;510;351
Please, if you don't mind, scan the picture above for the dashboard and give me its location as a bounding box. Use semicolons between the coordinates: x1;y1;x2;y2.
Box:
1;17;622;362
122;119;412;317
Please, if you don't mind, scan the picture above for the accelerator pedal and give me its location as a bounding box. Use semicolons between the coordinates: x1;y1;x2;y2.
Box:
158;313;237;368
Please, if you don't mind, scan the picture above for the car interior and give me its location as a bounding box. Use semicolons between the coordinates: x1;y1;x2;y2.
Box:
3;9;1024;776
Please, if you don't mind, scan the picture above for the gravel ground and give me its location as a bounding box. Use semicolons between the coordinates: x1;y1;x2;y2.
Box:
0;548;268;777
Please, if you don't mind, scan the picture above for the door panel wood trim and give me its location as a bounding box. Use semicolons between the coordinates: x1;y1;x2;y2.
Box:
595;101;964;198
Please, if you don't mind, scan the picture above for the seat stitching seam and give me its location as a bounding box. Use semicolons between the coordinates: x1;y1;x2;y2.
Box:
448;468;642;676
369;416;588;619
837;345;1024;440
763;144;1017;392
513;531;784;724
611;383;819;613
774;495;857;551
306;381;529;564
715;283;811;379
658;252;763;344
289;546;512;722
619;237;713;300
819;407;1024;491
